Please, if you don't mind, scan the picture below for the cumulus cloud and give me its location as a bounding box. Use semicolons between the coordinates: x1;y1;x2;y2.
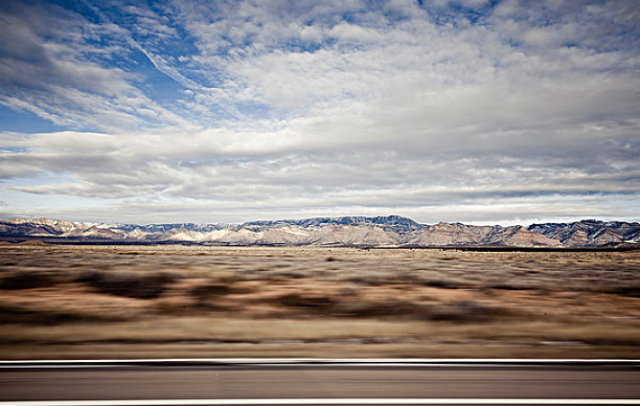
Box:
0;0;638;224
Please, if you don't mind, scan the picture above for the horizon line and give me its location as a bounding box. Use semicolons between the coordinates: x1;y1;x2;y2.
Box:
2;215;639;228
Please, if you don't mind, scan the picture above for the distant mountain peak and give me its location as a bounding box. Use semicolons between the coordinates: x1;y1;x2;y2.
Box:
242;215;423;229
1;216;639;247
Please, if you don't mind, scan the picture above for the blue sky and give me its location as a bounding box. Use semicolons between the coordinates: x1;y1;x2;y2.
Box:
0;0;639;225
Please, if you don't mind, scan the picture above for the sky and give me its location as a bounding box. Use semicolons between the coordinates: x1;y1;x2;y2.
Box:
0;0;639;225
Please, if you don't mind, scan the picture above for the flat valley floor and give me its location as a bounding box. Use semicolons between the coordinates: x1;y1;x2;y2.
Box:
1;244;639;359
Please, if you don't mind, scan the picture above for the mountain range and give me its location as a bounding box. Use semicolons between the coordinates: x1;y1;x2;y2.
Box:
1;215;639;248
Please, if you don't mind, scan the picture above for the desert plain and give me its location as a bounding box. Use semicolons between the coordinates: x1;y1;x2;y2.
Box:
0;243;639;359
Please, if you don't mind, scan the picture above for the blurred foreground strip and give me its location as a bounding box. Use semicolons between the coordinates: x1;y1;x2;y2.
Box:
2;358;640;368
2;245;639;360
1;399;640;405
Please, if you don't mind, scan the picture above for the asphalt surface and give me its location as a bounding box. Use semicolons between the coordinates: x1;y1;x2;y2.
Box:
0;362;639;403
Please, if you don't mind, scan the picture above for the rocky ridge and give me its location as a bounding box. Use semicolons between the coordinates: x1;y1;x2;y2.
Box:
1;216;639;247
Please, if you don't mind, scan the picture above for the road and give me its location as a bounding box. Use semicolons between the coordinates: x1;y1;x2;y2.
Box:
0;361;639;405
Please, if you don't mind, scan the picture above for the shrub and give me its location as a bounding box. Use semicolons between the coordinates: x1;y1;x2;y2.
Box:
0;272;60;290
275;293;337;309
603;285;640;298
428;300;499;322
190;283;231;300
333;298;425;318
421;279;461;289
0;304;116;325
76;271;176;299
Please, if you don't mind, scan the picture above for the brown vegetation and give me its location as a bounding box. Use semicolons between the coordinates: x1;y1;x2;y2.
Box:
0;244;639;359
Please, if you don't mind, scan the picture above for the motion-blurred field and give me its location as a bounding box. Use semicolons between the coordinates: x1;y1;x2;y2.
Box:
1;244;639;359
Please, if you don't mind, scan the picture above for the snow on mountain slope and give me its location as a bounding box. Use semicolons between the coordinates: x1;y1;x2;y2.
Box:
1;216;639;247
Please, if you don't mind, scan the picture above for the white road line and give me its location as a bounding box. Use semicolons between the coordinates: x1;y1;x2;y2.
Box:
1;358;639;366
1;399;640;405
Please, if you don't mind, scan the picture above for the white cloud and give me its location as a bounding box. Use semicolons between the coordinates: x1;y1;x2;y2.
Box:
0;1;190;131
0;0;638;224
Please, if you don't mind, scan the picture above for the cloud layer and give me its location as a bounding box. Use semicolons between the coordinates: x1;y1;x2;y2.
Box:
1;0;639;224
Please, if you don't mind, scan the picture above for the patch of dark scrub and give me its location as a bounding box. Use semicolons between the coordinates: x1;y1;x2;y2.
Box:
266;271;306;280
421;279;463;289
581;337;640;346
0;304;119;326
190;283;231;300
270;293;502;322
427;300;503;322
601;285;640;298
189;283;233;309
346;277;384;286
75;271;177;299
270;293;416;317
275;293;338;309
0;271;61;290
334;299;424;318
488;283;532;291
